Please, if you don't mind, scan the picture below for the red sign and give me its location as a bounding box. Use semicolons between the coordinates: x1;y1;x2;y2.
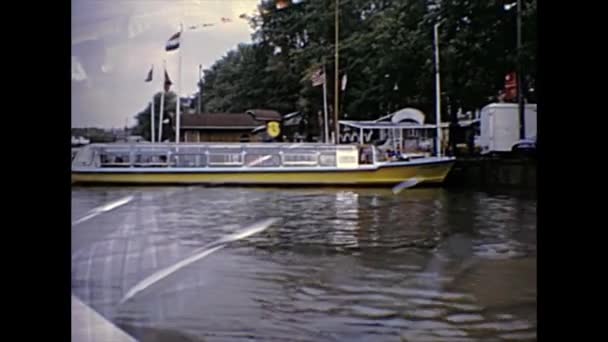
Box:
276;0;290;10
504;72;517;101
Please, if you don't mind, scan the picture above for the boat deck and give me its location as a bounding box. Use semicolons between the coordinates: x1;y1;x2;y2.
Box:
71;143;455;186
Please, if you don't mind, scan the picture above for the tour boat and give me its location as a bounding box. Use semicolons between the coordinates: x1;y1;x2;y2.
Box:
71;143;455;186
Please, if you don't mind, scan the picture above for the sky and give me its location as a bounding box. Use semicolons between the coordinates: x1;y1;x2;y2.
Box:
72;0;261;128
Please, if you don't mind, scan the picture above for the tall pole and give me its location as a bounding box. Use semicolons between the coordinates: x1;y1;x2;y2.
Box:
322;63;329;143
176;23;183;144
150;98;155;143
333;0;340;144
158;60;166;143
150;66;156;143
516;0;525;139
434;23;442;158
198;64;202;115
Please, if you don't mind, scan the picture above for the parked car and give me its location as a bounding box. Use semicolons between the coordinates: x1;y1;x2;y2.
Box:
511;136;536;155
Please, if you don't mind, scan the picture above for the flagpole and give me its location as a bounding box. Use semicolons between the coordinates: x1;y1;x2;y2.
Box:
159;60;166;143
322;64;329;144
333;0;340;145
198;64;202;115
175;23;183;144
151;98;155;143
150;65;155;143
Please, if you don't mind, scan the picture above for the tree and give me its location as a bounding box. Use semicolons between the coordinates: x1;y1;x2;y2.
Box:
133;90;179;141
133;0;537;131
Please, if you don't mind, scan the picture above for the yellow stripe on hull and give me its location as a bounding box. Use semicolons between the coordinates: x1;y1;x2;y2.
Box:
72;162;454;186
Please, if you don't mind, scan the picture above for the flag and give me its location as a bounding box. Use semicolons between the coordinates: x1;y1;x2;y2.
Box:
504;72;517;101
71;56;87;82
276;0;290;10
164;70;172;85
311;68;325;87
341;74;348;91
505;72;516;88
145;65;153;82
165;31;181;51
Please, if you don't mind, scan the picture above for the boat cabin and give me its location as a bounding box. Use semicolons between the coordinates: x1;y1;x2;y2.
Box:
72;143;381;170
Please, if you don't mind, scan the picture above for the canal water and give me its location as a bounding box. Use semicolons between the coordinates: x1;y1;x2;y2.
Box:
72;186;536;342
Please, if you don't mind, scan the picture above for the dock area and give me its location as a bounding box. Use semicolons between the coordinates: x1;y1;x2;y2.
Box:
445;155;536;189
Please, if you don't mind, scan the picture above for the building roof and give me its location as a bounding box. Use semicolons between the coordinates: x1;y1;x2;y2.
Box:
245;109;282;122
180;113;264;129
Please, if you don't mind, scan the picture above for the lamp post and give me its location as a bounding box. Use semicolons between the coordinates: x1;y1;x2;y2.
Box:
434;22;442;157
516;0;525;139
505;0;525;139
197;64;203;114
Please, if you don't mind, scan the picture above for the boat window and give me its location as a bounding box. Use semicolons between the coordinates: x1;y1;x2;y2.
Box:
208;153;243;166
359;146;374;165
244;154;281;167
72;146;95;167
171;154;202;167
169;147;201;155
133;150;169;167
99;149;131;167
319;153;337;167
282;153;318;166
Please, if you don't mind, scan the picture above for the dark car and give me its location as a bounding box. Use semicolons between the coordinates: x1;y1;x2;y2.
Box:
511;136;536;156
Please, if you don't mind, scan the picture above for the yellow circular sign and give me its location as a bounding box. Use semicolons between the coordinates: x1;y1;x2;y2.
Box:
266;121;281;138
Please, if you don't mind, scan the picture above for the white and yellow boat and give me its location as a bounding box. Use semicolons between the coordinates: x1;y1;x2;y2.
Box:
71;143;455;186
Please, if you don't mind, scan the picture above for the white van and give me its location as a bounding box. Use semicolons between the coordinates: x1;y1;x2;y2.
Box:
479;103;537;154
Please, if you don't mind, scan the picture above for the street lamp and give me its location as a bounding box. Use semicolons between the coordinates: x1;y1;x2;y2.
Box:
434;22;442;158
505;0;525;139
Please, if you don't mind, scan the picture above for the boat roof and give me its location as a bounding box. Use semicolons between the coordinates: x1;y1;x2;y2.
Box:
82;142;360;150
340;120;450;130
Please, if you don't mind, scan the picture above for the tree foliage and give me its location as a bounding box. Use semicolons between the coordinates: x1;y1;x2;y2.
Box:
135;0;536;132
133;91;178;141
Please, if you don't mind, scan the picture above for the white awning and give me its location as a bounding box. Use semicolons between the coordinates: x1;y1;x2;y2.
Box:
339;120;449;130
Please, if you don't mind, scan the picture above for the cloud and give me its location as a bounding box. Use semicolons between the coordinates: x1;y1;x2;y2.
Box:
72;0;257;128
72;56;88;81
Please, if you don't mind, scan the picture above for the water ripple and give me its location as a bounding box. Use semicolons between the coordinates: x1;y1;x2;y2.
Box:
72;187;536;341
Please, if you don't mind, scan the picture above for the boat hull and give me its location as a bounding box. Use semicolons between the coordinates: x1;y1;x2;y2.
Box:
72;159;455;186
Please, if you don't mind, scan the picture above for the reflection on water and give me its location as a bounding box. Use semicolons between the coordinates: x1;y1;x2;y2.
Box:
72;187;536;341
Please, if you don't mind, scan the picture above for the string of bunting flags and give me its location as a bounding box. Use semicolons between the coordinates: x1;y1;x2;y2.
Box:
143;0;307;144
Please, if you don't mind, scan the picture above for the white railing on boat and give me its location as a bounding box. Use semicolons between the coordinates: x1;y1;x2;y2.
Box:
72;143;367;169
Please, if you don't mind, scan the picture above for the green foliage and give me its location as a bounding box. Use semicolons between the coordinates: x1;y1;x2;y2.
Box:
133;91;178;141
134;0;536;132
